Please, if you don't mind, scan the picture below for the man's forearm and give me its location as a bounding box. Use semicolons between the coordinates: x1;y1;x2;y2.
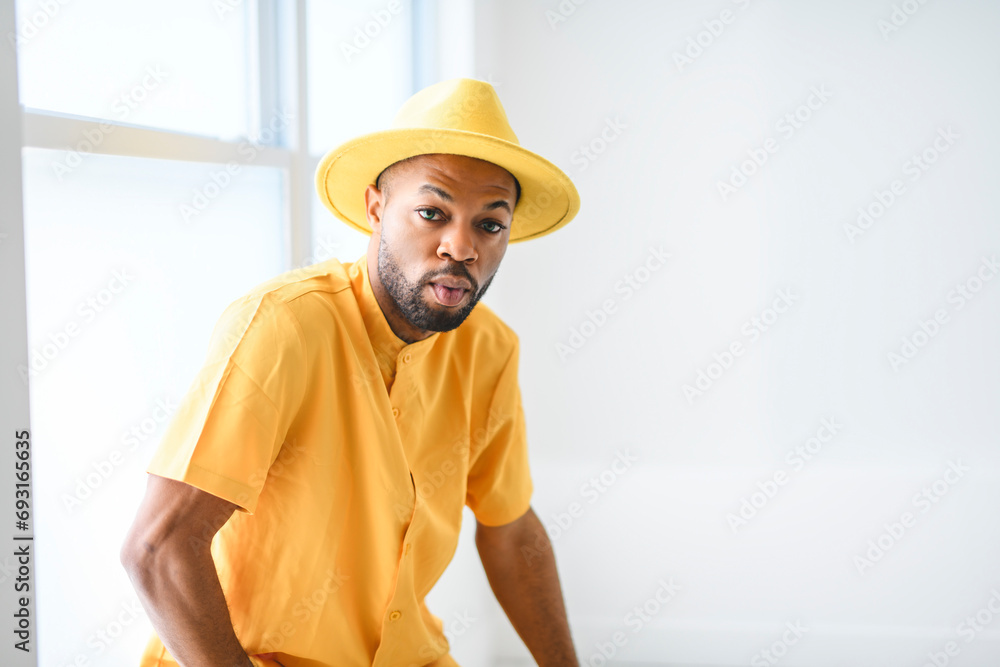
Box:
123;539;255;667
476;508;578;666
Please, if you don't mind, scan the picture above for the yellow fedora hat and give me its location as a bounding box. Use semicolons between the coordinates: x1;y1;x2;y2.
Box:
314;77;580;243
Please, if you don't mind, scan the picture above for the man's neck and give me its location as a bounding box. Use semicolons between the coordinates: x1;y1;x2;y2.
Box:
365;247;433;345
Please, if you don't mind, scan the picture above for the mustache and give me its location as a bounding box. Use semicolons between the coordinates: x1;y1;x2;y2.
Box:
425;267;477;291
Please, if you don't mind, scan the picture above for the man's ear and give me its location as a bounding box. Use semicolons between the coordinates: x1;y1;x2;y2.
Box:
364;183;384;233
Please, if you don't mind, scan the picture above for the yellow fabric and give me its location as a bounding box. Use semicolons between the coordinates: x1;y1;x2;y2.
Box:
140;254;533;666
314;77;581;244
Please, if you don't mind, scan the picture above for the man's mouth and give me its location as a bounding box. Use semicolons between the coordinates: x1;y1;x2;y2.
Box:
429;283;469;307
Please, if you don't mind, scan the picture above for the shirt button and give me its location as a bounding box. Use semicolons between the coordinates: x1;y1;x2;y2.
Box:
402;353;412;364
404;543;411;554
389;610;402;621
392;407;400;418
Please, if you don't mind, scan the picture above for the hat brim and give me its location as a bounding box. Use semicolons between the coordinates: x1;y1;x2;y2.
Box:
315;128;580;244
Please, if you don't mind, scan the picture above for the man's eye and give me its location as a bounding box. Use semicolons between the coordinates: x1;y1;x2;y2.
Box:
417;208;440;221
482;221;504;234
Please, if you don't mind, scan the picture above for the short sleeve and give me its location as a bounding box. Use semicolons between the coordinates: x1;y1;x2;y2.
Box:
465;336;533;526
145;293;307;515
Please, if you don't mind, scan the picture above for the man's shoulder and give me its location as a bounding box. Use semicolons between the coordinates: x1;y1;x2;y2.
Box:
239;258;354;306
205;259;356;355
212;258;358;342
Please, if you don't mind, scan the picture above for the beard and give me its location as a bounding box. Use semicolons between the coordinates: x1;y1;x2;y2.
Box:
377;235;495;335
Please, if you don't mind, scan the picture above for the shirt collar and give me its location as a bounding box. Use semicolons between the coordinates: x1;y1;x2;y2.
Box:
350;254;441;368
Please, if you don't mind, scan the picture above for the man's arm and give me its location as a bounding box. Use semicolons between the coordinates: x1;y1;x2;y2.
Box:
119;473;257;667
475;506;578;666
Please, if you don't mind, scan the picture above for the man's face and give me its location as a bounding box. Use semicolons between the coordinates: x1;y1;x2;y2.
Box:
363;153;518;343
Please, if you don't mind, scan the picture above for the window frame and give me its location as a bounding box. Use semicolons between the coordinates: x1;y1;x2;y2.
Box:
16;0;435;270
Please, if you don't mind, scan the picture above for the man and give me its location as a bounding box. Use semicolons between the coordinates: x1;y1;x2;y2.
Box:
120;78;581;666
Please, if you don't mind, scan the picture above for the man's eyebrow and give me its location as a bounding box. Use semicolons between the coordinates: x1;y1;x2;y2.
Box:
417;184;453;202
417;183;512;214
483;199;512;214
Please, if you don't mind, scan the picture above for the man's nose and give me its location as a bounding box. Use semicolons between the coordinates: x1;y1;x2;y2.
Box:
437;222;477;263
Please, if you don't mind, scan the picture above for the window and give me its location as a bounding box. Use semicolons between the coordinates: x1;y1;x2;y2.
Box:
17;0;251;140
13;1;419;663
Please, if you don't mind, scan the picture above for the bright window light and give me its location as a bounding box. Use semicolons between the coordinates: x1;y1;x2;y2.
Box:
14;0;250;140
20;148;286;667
306;0;413;155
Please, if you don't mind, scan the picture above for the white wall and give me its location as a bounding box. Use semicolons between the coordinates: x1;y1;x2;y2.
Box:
468;1;1000;665
9;1;1000;665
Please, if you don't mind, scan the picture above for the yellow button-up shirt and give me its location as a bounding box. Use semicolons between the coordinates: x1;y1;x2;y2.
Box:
139;254;533;666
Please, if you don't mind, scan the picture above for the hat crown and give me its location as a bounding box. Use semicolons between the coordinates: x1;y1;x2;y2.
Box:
390;78;520;145
315;77;580;243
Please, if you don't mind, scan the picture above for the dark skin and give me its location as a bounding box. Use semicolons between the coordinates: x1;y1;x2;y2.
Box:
120;153;578;666
363;153;513;343
474;507;579;666
120;476;255;667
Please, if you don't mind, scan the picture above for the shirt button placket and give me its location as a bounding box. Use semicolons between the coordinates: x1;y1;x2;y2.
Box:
377;347;419;662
